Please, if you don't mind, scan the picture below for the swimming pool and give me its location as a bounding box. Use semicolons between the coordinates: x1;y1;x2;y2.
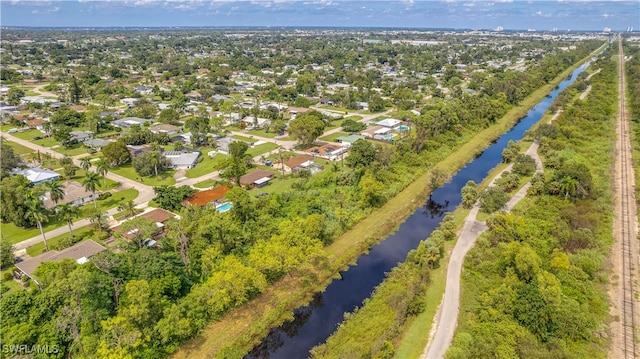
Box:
398;125;409;131
216;202;233;213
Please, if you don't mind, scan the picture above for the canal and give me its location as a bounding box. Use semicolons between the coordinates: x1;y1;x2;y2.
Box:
246;61;590;359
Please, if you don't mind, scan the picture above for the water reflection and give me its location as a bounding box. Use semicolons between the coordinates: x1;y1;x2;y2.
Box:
423;195;449;219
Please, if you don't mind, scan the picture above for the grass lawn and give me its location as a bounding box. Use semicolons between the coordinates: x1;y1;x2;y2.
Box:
246;129;278;138
110;164;176;186
72;169;120;190
194;179;218;189
1;220;66;246
185;154;228;178
12;129;43;140
0;268;24;295
54;143;89;157
247;176;297;195
232;135;257;143
324;119;344;131
0;124;20;132
3;140;34;156
33;137;59;147
247;142;279;158
79;188;139;218
320;131;349;142
344;115;363;121
318;105;355;113
26;225;97;257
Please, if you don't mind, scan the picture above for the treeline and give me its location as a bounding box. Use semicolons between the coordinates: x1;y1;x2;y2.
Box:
447;47;617;358
624;41;640;206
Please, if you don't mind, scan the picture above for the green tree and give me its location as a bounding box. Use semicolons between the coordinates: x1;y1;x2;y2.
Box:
102;141;131;166
26;197;50;251
0;141;21;174
63;164;77;178
88;209;107;232
158;108;180;124
80;157;92;172
133;150;170;178
0;241;15;268
347;139;376;168
288;111;325;147
42;178;65;206
153;186;196;211
82;172;100;208
368;94;385;112
117;199;137;218
341;119;366;132
95;159;109;188
0;175;32;227
358;175;385;208
461;180;478;208
6;87;25;105
501;140;520;163
296;72;317;96
479;186;508;214
56;203;80;238
224;141;250;185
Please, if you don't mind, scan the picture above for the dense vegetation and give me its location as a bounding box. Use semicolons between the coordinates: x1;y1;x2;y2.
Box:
447;47;617;358
0;30;602;358
625;41;640;205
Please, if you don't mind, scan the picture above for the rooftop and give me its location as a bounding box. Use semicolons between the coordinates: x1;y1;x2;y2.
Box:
15;240;106;281
184;185;231;206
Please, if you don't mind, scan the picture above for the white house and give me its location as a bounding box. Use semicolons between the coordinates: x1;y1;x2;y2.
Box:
14;167;60;185
163;151;200;169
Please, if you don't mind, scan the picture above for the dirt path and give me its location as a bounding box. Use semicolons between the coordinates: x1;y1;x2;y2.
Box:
423;136;544;358
608;35;639;359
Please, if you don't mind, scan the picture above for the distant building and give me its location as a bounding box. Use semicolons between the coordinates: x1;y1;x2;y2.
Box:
13;167;60;185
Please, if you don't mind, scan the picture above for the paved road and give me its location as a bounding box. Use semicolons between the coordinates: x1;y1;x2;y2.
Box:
423;139;543;359
1;132;158;251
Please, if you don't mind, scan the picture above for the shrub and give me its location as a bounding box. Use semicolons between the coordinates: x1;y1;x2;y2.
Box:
512;154;537;176
479;187;509;213
97;192;112;200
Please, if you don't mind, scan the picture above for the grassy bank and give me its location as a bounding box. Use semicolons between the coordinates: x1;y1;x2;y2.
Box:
172;47;603;359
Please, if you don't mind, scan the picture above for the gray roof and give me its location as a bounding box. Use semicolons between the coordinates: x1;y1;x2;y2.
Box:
15;240;106;281
112;117;152;127
164;151;200;167
13;167;60;183
84;138;113;148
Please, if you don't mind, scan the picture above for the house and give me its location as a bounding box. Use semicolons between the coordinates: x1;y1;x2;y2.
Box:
84;138;113;148
335;134;365;146
170;132;192;145
25;118;45;130
305;143;347;160
43;181;99;209
185;91;203;102
112;208;175;244
239;169;275;188
126;145;153;158
357;102;369;111
133;86;153;95
183;185;231;206
149;124;179;135
112;117;152;128
120;98;139;107
211;95;231;103
361;125;395;141
14;240;106;284
241;116;270;129
13;167;60;185
279;154;323;175
287;107;311;120
163;150;200;169
375;118;402;128
70;130;93;143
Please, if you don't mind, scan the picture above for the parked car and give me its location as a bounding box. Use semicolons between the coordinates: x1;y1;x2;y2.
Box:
255;192;269;198
33;136;42;140
264;160;273;167
7;128;18;133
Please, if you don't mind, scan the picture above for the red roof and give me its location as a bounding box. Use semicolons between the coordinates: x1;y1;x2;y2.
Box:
184;186;231;206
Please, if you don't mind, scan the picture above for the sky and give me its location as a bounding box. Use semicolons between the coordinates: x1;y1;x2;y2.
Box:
1;0;638;31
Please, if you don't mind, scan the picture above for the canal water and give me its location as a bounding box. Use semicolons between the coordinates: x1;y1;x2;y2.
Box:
246;62;590;359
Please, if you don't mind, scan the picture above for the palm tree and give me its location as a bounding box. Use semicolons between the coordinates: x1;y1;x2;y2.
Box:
26;199;49;251
82;172;101;208
95;159;109;188
42;179;65;205
56;203;80;238
560;176;579;199
148;151;162;178
117;200;137;218
88;210;107;232
80;158;92;172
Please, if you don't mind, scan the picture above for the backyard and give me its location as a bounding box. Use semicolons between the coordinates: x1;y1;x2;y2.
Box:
185;153;228;178
110;164;176;186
